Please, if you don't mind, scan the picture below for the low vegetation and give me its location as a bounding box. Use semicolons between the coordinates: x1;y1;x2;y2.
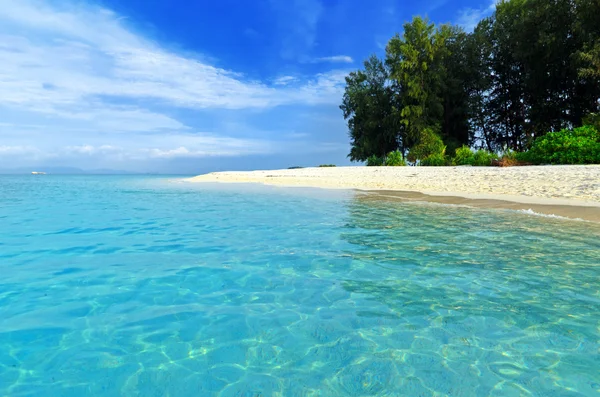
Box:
363;124;600;167
385;151;407;166
366;150;407;166
518;126;600;165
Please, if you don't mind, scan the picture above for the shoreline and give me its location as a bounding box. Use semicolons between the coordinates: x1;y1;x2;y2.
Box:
188;166;600;222
362;190;600;222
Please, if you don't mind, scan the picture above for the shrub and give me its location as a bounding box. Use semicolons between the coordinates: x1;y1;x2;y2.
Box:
453;146;475;165
583;113;600;131
496;150;522;167
420;153;448;166
407;128;446;163
472;149;498;166
384;150;407;166
451;146;497;166
366;155;384;166
318;164;336;167
521;125;600;164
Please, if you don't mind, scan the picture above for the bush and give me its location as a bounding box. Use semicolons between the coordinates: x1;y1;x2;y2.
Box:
318;164;336;167
366;155;384;166
407;128;446;163
384;150;407;166
521;125;600;164
497;150;524;167
451;146;497;166
453;146;475;165
421;153;448;166
583;113;600;131
473;149;498;166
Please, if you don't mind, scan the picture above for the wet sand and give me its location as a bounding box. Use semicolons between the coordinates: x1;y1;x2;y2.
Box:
363;190;600;222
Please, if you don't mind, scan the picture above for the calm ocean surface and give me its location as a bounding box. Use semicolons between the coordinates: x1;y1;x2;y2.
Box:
1;175;599;396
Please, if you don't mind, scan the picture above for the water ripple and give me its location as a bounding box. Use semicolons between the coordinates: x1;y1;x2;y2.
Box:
0;175;599;396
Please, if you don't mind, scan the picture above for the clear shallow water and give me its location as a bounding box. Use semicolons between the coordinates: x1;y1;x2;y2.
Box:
1;175;599;397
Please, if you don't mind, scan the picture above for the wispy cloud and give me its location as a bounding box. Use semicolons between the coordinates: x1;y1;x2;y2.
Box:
270;0;324;61
457;0;498;32
273;76;298;86
312;55;354;64
0;0;350;167
0;145;43;155
0;0;345;111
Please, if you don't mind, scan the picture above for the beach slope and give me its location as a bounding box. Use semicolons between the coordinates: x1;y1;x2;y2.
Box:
189;166;600;220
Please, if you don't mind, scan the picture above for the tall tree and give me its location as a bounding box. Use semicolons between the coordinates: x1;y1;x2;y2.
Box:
341;0;600;160
341;55;400;161
574;0;600;111
386;17;444;147
465;18;497;150
439;25;475;152
386;18;472;153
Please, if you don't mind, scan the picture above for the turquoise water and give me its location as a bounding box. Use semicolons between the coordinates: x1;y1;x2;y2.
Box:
1;176;599;397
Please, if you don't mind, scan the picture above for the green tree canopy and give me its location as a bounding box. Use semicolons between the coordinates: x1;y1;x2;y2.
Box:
342;0;600;161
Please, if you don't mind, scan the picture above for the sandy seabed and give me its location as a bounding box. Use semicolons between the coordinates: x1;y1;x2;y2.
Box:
189;165;600;221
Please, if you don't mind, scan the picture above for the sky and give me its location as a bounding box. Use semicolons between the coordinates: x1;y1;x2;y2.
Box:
0;0;497;174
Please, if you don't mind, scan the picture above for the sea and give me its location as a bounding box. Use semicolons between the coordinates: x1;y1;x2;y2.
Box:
1;175;599;396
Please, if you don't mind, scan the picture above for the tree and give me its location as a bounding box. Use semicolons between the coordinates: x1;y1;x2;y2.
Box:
341;0;600;161
385;18;472;154
465;18;497;150
386;17;444;147
341;55;400;161
439;25;475;152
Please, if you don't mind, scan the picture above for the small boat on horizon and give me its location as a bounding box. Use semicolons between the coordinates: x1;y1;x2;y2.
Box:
31;171;47;175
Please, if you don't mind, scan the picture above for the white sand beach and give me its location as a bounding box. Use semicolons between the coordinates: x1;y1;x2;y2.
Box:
190;165;600;204
189;166;600;221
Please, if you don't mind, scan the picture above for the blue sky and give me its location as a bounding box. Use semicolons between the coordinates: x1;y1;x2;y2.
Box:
0;0;496;173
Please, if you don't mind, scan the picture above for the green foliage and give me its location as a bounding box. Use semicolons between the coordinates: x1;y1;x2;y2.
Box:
497;150;522;166
451;146;497;166
514;151;531;163
288;166;304;169
583;113;600;131
366;155;384;166
473;150;498;166
407;129;446;163
384;150;407;166
421;153;449;166
341;56;399;162
501;149;518;161
520;126;600;164
386;17;442;144
342;0;600;161
453;145;475;165
318;164;336;167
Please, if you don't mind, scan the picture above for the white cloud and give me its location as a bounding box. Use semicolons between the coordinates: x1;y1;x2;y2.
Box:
137;134;274;158
457;0;498;32
64;144;122;155
0;145;42;155
0;133;274;166
65;145;96;155
0;0;350;169
313;55;354;64
273;76;298;86
0;145;53;163
0;0;346;112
